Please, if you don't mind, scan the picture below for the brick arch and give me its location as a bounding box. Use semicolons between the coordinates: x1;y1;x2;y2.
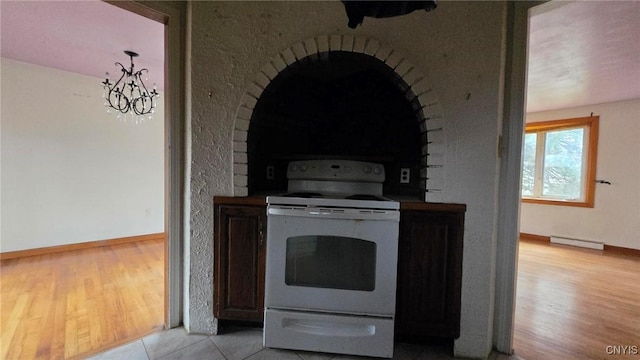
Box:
232;35;445;202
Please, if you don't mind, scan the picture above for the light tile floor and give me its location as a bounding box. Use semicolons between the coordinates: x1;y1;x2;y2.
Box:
88;327;524;360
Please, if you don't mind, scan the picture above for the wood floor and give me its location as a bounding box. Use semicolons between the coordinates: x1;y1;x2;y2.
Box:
0;239;165;359
514;239;640;360
2;237;638;359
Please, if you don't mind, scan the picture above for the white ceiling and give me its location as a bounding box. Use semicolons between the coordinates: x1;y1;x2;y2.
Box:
527;1;640;113
1;1;638;113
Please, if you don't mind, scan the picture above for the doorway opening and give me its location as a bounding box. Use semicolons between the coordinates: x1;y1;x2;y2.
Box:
513;2;640;358
0;1;184;358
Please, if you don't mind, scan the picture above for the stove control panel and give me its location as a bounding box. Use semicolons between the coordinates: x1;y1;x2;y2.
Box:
287;160;385;183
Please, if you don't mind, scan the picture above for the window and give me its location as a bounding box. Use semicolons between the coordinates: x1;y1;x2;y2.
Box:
521;116;599;207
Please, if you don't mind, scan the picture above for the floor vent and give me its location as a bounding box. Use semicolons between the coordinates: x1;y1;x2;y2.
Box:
550;235;604;250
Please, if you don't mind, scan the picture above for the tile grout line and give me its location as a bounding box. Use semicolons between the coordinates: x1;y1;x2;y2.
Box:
141;338;152;360
164;337;212;359
144;334;211;360
207;336;230;360
242;346;267;359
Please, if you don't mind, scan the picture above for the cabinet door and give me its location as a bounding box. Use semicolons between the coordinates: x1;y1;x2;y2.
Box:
396;210;463;339
214;205;266;322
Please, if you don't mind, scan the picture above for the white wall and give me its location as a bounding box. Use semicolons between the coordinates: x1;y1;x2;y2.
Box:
187;2;507;357
521;99;640;250
1;58;165;252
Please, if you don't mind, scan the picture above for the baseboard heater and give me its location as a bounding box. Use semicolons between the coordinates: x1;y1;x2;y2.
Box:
550;235;604;250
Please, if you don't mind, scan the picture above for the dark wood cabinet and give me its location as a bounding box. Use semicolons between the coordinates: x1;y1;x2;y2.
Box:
395;204;465;341
212;197;464;337
213;197;266;323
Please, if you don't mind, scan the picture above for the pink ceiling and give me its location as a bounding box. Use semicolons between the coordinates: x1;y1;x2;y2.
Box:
0;0;164;90
2;1;638;113
527;1;640;113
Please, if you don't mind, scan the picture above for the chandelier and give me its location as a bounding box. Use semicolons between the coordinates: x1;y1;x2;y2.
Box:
102;50;158;123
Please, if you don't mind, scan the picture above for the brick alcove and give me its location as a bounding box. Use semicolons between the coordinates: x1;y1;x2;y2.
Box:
232;35;446;202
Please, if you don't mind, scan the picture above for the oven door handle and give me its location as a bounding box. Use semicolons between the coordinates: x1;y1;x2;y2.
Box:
308;209;336;216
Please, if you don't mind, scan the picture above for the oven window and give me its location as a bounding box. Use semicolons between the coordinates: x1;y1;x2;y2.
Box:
285;236;376;291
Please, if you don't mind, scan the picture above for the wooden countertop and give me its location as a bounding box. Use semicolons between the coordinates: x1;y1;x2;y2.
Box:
399;201;466;212
213;195;465;212
213;196;266;206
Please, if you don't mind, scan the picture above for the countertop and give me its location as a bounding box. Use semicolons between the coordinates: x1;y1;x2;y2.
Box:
213;195;466;212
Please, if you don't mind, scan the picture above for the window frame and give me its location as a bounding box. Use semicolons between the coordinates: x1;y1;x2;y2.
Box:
521;116;599;208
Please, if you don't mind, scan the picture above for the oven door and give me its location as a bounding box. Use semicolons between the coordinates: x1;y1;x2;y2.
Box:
265;205;399;316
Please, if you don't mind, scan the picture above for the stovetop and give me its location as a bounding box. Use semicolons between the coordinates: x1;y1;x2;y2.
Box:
268;160;399;210
281;192;390;201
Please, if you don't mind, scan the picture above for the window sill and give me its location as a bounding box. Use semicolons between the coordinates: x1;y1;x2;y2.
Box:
521;198;594;208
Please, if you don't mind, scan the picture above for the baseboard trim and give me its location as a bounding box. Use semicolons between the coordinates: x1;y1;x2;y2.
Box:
519;232;550;242
0;233;165;261
603;244;640;257
519;232;639;257
550;235;604;250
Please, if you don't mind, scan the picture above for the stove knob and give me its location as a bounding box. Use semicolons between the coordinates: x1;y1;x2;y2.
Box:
373;167;382;175
363;166;372;174
290;164;298;172
300;164;308;172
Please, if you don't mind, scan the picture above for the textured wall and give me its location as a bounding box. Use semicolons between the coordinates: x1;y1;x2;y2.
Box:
187;1;506;357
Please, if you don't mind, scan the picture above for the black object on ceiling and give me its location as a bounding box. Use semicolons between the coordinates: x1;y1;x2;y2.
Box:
341;1;437;29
